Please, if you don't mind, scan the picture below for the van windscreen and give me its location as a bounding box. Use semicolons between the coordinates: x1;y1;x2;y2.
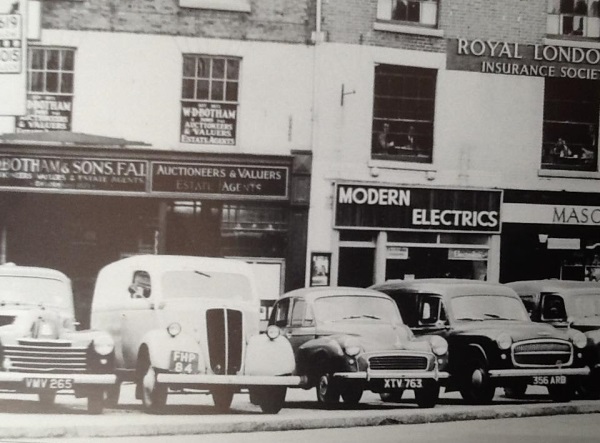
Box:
161;270;253;301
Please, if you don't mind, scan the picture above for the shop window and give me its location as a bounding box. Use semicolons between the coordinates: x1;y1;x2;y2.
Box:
371;64;436;163
221;204;287;232
180;55;240;145
376;0;438;27
547;0;600;38
542;77;599;171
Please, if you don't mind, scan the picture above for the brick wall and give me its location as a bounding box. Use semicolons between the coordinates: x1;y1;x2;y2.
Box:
42;0;314;44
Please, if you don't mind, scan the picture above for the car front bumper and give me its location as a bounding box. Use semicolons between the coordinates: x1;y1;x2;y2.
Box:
0;372;117;386
156;373;305;387
488;367;590;378
333;370;450;381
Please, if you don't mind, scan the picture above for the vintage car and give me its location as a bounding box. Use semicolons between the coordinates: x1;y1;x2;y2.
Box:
268;286;449;408
506;280;600;398
0;263;116;414
90;255;301;414
370;279;590;404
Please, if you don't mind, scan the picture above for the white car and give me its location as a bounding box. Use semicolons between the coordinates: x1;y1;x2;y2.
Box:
90;255;300;413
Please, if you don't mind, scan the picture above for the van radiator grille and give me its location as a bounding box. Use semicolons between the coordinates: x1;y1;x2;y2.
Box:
206;309;243;375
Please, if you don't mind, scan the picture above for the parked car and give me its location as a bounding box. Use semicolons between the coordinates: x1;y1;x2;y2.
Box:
506;279;600;399
0;263;116;414
90;255;301;414
268;286;449;408
370;279;590;404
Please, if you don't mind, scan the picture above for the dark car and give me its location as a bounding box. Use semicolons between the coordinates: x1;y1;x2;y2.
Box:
370;279;590;404
507;280;600;399
268;286;449;408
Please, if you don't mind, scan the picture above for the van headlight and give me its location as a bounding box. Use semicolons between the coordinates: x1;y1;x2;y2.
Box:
167;322;182;337
93;334;115;356
569;330;587;349
266;325;281;340
496;333;512;350
429;335;448;356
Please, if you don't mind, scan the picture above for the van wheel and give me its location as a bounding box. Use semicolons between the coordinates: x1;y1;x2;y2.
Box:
141;364;167;412
38;391;56;407
105;382;121;407
212;388;234;412
459;357;495;404
250;386;287;414
87;388;104;415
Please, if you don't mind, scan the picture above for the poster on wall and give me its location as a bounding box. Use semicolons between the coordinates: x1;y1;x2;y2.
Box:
15;94;73;132
310;252;331;287
180;101;237;145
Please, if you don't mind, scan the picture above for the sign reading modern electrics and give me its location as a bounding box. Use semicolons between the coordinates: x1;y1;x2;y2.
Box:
151;162;289;199
180;102;237;145
335;184;502;233
447;38;600;80
0;156;148;193
15;94;73;132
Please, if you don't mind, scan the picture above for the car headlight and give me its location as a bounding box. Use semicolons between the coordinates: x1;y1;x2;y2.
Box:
266;325;281;340
429;335;448;356
167;322;182;337
496;333;512;350
344;337;361;357
569;329;587;349
93;334;115;356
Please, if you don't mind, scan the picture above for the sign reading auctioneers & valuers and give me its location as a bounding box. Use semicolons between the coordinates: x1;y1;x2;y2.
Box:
334;183;502;233
447;37;600;80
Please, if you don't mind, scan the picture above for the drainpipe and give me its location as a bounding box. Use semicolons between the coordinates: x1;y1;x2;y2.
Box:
316;0;322;33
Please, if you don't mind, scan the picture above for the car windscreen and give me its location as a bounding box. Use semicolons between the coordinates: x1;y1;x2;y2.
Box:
451;294;529;321
0;276;71;309
572;294;600;318
161;270;253;301
313;295;400;324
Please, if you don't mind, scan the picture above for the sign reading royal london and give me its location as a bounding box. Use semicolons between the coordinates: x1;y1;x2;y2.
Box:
0;156;147;193
447;38;600;80
152;162;289;199
180;102;237;145
335;184;502;233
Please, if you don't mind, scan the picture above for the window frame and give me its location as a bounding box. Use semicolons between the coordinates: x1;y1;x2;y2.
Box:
27;46;75;95
547;0;600;40
376;0;439;28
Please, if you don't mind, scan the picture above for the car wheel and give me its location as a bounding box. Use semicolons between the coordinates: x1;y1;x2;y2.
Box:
459;357;495;405
250;386;287;414
504;382;527;399
212;387;235;413
340;385;363;405
105;382;121;407
316;373;340;405
575;370;600;400
38;391;56;407
548;384;573;403
141;364;167;413
415;381;439;408
87;388;104;415
380;390;404;402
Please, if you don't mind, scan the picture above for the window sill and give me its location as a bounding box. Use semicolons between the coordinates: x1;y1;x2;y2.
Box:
179;0;251;12
538;169;600;179
543;37;600;49
374;21;444;38
368;159;436;172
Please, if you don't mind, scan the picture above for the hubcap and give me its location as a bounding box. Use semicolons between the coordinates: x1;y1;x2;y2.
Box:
471;369;484;387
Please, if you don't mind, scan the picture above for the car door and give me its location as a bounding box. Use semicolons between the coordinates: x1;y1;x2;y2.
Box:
286;298;317;354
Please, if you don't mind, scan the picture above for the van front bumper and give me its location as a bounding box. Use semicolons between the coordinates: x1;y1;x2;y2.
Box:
156;373;304;387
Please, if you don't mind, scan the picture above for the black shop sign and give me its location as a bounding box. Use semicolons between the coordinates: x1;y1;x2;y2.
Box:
335;184;502;233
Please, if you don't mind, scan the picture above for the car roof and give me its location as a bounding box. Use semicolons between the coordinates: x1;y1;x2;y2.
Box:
99;254;253;275
371;278;518;298
280;286;392;302
507;280;600;297
0;263;70;282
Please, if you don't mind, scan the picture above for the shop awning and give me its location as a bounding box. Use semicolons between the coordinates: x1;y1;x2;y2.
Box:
0;131;150;148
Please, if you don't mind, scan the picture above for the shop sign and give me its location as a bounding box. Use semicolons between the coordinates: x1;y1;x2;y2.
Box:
387;246;409;260
448;248;488;261
334;184;502;233
152;162;288;199
180;102;237;146
0;155;148;193
0;11;22;74
447;38;600;80
547;238;581;250
15;94;72;132
503;203;600;226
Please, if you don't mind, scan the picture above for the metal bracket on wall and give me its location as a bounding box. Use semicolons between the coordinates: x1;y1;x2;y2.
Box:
340;84;356;106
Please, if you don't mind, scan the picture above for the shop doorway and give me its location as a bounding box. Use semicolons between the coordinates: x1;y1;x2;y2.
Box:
338;247;375;288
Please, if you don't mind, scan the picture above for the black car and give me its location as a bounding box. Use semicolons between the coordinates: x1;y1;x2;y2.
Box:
370;279;590;404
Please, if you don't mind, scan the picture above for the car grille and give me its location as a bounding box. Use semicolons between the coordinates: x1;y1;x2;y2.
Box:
369;355;429;371
206;309;243;375
512;339;573;367
3;339;88;373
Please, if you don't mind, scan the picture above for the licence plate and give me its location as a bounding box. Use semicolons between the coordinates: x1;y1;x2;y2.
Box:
169;350;199;374
383;378;423;389
532;375;567;386
24;377;73;390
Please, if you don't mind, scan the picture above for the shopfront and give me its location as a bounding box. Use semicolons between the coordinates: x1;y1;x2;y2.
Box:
501;189;600;283
329;183;502;288
0;134;310;327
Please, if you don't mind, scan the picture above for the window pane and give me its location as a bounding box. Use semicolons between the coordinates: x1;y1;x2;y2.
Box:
47;50;60;70
211;80;224;101
61;72;73;93
182;78;195;99
225;81;238;101
46;72;59;93
197;57;209;78
183;57;195;77
212;58;225;79
30;72;44;92
226;59;239;80
196;79;209;100
30;49;44;70
61;50;74;71
407;1;420;21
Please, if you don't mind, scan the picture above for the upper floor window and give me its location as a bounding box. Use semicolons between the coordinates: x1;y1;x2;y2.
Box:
371;64;436;163
547;0;600;38
542;77;599;171
376;0;438;27
180;55;240;146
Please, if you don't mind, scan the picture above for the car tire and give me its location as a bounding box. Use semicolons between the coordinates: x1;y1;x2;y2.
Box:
87;388;104;415
459;357;495;405
415;381;439;408
340;385;363;405
105;382;121;407
38;391;56;407
380;390;404;402
504;382;527;399
212;387;235;413
576;370;600;400
316;373;340;406
141;364;167;413
250;386;287;414
548;384;573;403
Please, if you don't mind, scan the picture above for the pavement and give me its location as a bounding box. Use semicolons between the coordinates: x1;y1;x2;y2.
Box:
0;384;600;439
